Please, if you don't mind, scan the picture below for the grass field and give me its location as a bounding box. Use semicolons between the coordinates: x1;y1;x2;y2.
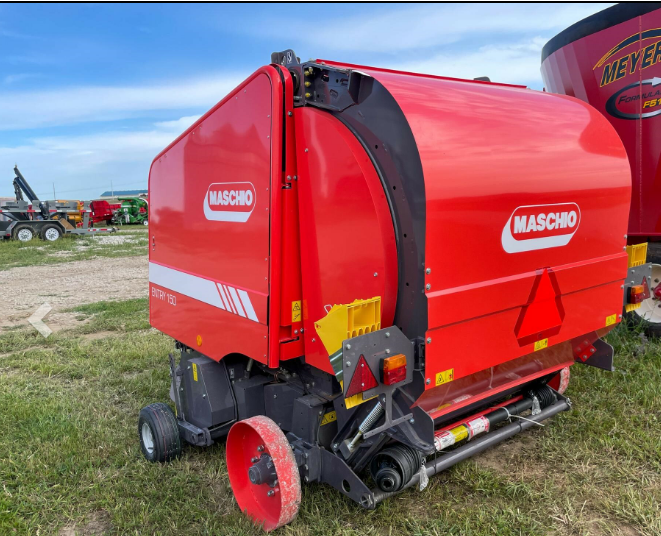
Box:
1;298;659;535
0;226;148;271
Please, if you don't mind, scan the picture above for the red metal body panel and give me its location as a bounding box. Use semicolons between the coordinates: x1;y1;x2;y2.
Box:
321;61;630;390
149;68;282;364
294;107;398;374
542;7;661;239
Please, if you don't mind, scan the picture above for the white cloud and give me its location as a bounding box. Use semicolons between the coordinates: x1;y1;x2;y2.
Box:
3;73;39;85
0;75;244;130
256;3;613;53
0;116;198;198
394;37;548;87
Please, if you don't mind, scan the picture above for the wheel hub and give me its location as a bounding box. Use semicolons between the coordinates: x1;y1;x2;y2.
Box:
17;229;32;242
141;422;155;454
634;263;661;323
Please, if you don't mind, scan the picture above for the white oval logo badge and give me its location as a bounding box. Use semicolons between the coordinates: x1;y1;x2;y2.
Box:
501;203;581;253
203;182;256;222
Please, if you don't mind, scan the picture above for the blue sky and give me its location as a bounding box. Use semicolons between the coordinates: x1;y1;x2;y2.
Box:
0;2;612;199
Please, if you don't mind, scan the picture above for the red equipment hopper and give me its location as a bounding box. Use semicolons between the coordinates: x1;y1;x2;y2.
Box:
140;49;631;531
542;3;660;333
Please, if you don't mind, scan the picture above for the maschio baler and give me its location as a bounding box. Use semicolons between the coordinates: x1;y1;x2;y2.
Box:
141;50;631;531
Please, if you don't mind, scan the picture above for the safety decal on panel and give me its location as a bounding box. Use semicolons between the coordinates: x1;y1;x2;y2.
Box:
435;368;454;386
192;362;198;382
605;314;617;327
320;411;337;426
534;338;549;351
292;300;302;323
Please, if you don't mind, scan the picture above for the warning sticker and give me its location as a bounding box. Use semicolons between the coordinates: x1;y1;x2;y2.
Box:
321;411;337;426
292;300;302;323
192;362;198;382
435;368;454;386
534;338;548;351
605;314;617;327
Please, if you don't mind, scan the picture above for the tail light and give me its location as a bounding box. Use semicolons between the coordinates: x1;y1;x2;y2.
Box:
381;353;407;385
628;284;646;304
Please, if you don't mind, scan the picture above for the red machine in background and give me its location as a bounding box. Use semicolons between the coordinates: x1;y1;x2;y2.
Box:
542;3;661;333
140;50;632;530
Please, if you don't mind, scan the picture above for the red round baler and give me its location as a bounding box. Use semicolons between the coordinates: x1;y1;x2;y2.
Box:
141;50;631;530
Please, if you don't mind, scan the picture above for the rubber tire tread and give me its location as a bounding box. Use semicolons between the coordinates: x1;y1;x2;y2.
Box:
138;402;181;463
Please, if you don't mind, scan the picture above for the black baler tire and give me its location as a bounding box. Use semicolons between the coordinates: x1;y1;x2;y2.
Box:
138;403;181;463
40;224;62;242
625;243;661;338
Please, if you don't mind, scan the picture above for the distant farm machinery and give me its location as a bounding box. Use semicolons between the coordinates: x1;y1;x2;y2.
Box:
0;166;117;242
111;197;148;226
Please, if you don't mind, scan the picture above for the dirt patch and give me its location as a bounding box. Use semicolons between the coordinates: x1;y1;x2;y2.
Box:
474;432;551;482
0;256;148;331
59;510;111;535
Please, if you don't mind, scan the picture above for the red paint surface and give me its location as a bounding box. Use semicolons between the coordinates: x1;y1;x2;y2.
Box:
322;59;630;388
542;8;661;239
294;107;397;374
226;416;301;531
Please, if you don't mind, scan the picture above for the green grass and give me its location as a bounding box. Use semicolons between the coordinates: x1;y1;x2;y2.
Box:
0;227;148;271
0;299;660;535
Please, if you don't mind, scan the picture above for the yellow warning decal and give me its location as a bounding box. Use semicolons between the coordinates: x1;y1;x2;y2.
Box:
534;338;549;352
449;425;468;443
292;300;302;323
345;392;377;409
321;411;337;426
435;368;454;386
192;362;198;382
605;314;617;326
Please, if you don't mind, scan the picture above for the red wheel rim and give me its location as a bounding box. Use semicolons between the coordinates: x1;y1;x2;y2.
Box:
226;416;301;531
548;366;570;394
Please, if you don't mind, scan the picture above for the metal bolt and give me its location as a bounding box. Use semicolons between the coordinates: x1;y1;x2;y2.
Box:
624;234;628;239
288;111;293;116
426;268;431;274
267;490;275;497
304;464;309;470
346;361;351;367
304;476;309;482
426;284;431;290
374;272;378;277
333;443;338;450
300;328;304;333
621;285;624;289
385;349;391;354
305;148;309;152
426;378;431;385
293;175;298;180
346;344;351;350
273;394;277;399
618;314;622;319
409;419;415;424
251;457;259;463
582;355;587;360
312;338;316;342
427;337;432;344
187;366;191;370
257;445;265;452
294;329;298;335
385;332;390;338
623;246;627;251
286;175;292;181
202;394;206;398
590;348;595;353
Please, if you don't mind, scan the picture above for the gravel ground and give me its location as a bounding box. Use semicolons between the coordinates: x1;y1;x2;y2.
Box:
0;255;148;330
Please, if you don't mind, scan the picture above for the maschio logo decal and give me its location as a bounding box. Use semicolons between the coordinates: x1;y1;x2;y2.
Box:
203;182;256;222
501;203;581;253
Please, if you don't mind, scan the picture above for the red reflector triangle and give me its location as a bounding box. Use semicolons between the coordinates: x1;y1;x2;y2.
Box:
346;355;379;398
515;268;564;345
